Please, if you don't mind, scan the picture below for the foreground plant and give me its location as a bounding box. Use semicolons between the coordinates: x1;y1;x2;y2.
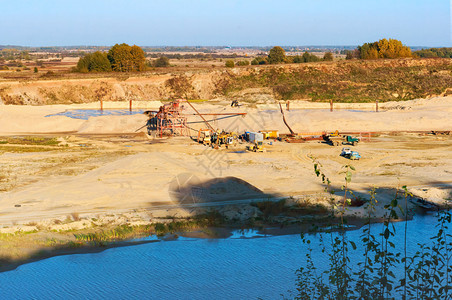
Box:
291;158;452;299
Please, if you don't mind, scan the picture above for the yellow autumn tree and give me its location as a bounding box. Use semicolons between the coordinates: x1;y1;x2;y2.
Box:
358;39;412;59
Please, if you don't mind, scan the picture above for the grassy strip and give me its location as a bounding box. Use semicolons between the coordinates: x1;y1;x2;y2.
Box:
0;136;60;146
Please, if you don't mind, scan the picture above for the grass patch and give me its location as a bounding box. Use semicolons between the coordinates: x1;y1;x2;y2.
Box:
0;136;60;146
216;59;452;102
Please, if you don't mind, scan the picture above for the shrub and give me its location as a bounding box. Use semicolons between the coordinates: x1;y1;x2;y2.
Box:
268;46;286;64
291;158;452;299
251;57;267;65
153;56;170;67
302;51;320;63
236;60;249;66
225;60;235;68
323;52;334;61
76;51;111;72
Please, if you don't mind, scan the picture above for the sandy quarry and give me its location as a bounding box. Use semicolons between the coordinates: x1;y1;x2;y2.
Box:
0;96;451;231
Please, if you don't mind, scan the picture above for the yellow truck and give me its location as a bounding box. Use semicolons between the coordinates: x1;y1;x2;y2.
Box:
197;129;213;146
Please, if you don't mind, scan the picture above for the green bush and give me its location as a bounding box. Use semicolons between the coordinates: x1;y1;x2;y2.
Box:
76;51;111;72
236;60;249;66
291;158;452;299
225;60;235;68
251;57;267;65
323;52;334;61
153;56;170;67
268;46;286;64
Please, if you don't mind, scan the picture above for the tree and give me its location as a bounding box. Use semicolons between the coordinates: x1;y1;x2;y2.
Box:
293;55;303;63
251;57;267;65
88;52;112;72
76;51;111;73
107;43;145;72
236;60;250;66
108;43;132;71
414;47;452;58
130;45;146;71
345;49;360;60
153;56;170;67
33;67;38;73
302;51;320;63
323;52;334;61
358;39;412;59
268;46;286;64
225;60;235;68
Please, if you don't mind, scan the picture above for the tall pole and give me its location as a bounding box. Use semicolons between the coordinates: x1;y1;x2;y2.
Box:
186;100;215;131
376;100;379;112
330;99;333;112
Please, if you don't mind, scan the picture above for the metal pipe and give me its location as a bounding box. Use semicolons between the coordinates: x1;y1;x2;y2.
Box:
186;101;215;131
279;102;295;136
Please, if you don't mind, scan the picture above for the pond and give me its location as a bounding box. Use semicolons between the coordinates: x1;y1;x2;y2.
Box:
0;213;442;299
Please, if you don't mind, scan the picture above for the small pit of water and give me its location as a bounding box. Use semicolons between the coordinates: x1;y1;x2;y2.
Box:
46;109;146;120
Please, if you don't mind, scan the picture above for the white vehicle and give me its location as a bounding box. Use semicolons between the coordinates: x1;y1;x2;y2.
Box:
340;147;352;156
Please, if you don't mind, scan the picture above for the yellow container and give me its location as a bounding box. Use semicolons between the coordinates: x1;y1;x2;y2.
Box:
259;130;279;139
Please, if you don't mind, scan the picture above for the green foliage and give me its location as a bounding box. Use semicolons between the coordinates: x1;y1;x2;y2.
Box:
152;56;170;67
268;46;286;64
345;50;359;60
225;60;235;68
107;43;146;72
414;47;452;58
76;51;111;73
291;159;452;299
236;60;250;66
213;60;452;102
358;38;412;59
251;57;267;65
323;52;334;61
33;67;38;73
73;225;150;246
302;51;320;63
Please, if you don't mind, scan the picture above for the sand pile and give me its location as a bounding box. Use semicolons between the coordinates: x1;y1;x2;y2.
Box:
410;187;452;207
0;96;451;135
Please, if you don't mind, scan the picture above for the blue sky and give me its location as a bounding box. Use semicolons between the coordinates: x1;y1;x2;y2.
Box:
0;0;450;47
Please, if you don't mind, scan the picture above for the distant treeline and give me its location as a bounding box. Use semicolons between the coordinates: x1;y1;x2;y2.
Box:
0;49;31;61
414;47;452;58
147;53;245;59
249;46;334;65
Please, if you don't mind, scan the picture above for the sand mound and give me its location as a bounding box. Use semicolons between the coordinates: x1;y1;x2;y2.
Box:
409;186;452;207
0;96;451;135
169;174;266;205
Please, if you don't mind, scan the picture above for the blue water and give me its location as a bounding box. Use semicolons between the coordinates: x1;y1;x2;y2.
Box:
46;109;146;120
0;214;443;299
